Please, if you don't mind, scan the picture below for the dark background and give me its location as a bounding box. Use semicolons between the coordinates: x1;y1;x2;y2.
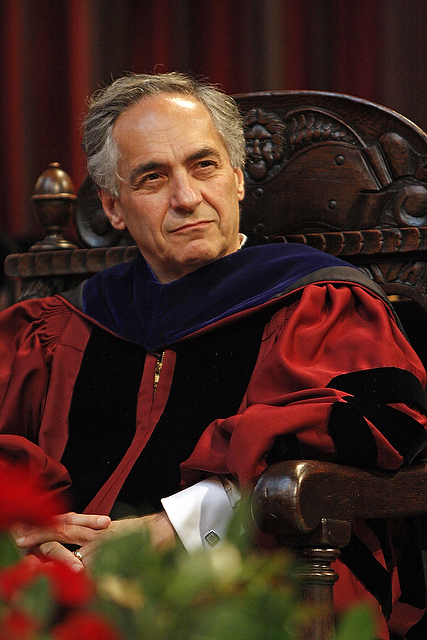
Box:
1;0;426;241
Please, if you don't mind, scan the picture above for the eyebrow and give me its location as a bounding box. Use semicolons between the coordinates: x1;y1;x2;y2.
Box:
188;146;222;162
128;146;222;186
129;162;163;186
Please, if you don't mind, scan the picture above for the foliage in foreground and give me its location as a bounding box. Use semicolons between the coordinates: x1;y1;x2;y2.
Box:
0;460;376;639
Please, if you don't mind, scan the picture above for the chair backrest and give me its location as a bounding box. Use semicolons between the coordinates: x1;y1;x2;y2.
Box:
236;91;427;366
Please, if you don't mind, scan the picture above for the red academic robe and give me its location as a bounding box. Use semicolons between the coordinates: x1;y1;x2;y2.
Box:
0;257;426;637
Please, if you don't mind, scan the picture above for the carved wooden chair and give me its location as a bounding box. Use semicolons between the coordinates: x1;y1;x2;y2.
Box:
6;91;427;639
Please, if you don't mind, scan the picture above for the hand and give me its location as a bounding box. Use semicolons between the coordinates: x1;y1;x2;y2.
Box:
13;511;111;572
76;512;176;567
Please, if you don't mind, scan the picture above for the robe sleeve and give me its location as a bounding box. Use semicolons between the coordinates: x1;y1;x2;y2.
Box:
0;297;77;495
181;283;427;491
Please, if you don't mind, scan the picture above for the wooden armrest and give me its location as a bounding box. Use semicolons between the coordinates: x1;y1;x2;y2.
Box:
251;460;427;545
249;459;427;639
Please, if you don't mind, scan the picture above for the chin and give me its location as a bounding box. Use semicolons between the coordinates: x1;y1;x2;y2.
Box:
173;236;237;274
183;255;217;272
182;241;225;262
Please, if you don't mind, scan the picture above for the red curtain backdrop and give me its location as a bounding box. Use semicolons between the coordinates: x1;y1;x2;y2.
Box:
1;0;427;242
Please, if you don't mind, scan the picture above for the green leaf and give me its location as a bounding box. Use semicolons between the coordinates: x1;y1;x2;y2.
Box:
335;604;376;640
19;574;56;627
0;532;22;567
88;517;378;640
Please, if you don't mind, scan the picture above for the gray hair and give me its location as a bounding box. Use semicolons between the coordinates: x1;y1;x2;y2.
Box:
82;72;246;198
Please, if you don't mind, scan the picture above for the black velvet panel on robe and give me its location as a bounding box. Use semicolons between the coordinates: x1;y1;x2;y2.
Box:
62;306;275;514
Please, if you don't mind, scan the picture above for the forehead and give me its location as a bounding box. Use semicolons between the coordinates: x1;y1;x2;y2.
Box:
246;124;271;139
112;94;228;163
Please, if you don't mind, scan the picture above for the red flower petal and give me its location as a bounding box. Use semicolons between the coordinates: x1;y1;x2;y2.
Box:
52;612;124;640
0;556;93;607
0;461;65;529
0;610;38;640
0;558;36;601
42;561;94;607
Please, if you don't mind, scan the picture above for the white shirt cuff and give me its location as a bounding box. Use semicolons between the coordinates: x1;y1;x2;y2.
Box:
161;476;241;554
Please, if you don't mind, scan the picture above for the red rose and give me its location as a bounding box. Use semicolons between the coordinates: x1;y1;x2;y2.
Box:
52;612;124;640
0;460;65;529
41;560;94;607
0;557;36;601
0;610;38;640
0;556;93;607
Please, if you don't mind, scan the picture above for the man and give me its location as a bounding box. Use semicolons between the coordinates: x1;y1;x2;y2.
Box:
2;73;427;637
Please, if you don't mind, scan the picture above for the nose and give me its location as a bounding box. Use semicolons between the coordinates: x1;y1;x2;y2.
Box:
252;138;262;157
170;172;202;212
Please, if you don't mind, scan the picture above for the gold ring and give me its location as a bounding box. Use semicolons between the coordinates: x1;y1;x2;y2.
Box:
73;549;83;561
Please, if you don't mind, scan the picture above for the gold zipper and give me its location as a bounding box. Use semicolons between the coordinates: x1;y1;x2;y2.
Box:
153;351;165;396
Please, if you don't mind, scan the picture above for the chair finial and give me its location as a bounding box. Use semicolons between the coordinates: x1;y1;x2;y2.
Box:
29;163;78;251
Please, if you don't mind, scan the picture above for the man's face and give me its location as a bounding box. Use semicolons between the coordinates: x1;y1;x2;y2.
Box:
99;94;245;283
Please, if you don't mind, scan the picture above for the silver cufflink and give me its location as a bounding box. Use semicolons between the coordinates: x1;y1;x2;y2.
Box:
204;530;221;547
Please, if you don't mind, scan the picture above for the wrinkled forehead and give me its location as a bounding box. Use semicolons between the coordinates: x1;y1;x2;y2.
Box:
113;93;229;164
114;93;212;135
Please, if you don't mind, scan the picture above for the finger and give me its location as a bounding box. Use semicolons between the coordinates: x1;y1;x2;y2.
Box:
77;540;100;566
77;519;143;566
14;522;109;549
34;542;85;572
80;515;175;564
13;513;110;541
56;512;111;529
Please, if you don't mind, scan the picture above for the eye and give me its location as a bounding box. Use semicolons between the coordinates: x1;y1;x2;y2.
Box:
144;172;162;182
193;159;218;176
133;172;165;191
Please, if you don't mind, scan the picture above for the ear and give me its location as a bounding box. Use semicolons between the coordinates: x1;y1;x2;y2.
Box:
98;190;127;231
234;168;245;201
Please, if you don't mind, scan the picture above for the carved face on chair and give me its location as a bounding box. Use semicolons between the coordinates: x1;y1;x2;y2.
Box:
99;93;245;283
244;108;287;181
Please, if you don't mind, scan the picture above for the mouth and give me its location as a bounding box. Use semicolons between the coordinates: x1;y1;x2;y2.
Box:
171;220;214;233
